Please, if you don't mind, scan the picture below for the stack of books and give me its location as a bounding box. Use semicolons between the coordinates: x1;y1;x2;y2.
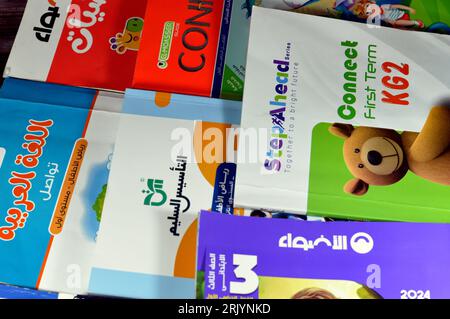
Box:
0;0;449;300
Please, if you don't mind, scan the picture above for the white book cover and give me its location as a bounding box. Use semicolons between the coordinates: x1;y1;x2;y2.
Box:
235;7;450;222
37;91;122;295
88;90;242;299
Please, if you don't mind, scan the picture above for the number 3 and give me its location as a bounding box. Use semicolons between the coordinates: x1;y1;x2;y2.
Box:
230;254;259;295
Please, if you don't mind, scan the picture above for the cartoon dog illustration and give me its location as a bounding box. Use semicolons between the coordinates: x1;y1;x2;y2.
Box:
109;17;144;54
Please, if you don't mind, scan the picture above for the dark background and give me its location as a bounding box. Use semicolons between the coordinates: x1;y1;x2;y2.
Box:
0;0;27;84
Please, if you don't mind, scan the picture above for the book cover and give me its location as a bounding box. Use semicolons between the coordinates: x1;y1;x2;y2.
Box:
234;7;450;222
0;283;111;299
0;284;75;299
0;78;123;295
4;0;147;92
196;212;450;299
255;0;450;34
88;89;242;299
132;0;251;100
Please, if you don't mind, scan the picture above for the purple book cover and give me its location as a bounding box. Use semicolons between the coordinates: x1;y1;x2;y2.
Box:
196;211;450;299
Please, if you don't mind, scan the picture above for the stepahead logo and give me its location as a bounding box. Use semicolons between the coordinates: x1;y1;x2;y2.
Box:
141;178;167;207
34;0;61;43
350;232;374;254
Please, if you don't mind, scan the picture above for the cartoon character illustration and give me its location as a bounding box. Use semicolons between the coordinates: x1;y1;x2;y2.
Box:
339;0;450;34
351;0;424;29
329;106;450;196
109;17;144;54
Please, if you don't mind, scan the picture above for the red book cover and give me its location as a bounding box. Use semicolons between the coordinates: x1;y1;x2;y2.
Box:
5;0;148;92
133;0;229;98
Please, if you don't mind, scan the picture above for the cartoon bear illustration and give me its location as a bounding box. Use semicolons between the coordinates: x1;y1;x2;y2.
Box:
329;106;450;196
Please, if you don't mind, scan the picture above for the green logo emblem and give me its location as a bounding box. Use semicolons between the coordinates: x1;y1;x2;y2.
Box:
157;21;175;69
142;179;167;207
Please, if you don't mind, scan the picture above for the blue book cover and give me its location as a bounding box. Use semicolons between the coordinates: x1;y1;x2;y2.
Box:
0;78;123;295
0;284;61;299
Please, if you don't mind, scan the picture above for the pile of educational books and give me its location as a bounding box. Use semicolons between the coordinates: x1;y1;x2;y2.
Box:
0;0;449;299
